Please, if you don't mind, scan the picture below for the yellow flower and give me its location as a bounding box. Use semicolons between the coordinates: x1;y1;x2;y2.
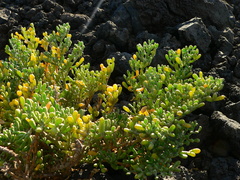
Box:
131;75;136;79
189;87;196;98
17;90;23;96
77;117;83;127
40;40;49;51
9;101;14;107
23;83;29;87
43;32;48;37
28;27;33;32
10;99;19;106
203;84;208;88
107;86;114;93
113;84;118;91
76;57;84;67
67;34;72;38
30;53;37;62
34;38;40;43
51;46;61;59
127;86;132;91
76;80;85;86
78;103;85;108
0;95;4;100
56;47;61;59
135;70;139;77
45;101;51;110
15;32;24;40
100;63;107;72
51;46;57;55
139;106;149;116
18;85;22;90
139;107;155;116
22;84;29;92
72;110;79;121
29;74;35;83
65;83;70;90
66;116;74;125
82;115;90;123
176;48;181;55
133;54;137;60
13;99;19;106
39;63;45;67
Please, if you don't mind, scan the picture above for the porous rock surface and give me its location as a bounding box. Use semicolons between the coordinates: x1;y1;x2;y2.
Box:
1;0;240;179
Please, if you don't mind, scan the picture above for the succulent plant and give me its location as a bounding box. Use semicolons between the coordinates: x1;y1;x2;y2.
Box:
0;24;224;179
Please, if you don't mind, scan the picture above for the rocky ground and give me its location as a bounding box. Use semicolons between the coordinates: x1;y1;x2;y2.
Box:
1;0;240;179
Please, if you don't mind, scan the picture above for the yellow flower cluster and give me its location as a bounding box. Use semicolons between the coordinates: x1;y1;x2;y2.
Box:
17;78;35;98
14;32;24;40
103;84;122;112
9;99;19;108
40;39;49;51
75;57;84;67
51;46;61;59
68;111;93;138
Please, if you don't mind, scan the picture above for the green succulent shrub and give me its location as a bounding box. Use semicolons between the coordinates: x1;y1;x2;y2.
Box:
0;23;115;179
0;23;224;180
84;41;225;179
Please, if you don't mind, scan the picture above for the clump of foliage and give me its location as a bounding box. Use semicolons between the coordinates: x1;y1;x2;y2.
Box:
0;23;224;179
84;41;225;179
0;23;115;179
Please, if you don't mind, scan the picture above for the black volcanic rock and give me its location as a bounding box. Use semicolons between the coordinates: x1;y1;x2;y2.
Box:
211;111;240;159
133;0;235;32
177;17;211;53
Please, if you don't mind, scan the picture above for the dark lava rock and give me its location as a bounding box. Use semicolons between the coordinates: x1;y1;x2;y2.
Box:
224;83;240;102
234;58;240;78
222;101;240;123
111;0;144;34
209;157;240;180
61;12;90;30
177;17;211;53
162;166;208;180
96;20;129;50
42;0;63;13
217;35;233;56
133;0;235;33
211;111;240;159
93;39;107;54
108;51;131;76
